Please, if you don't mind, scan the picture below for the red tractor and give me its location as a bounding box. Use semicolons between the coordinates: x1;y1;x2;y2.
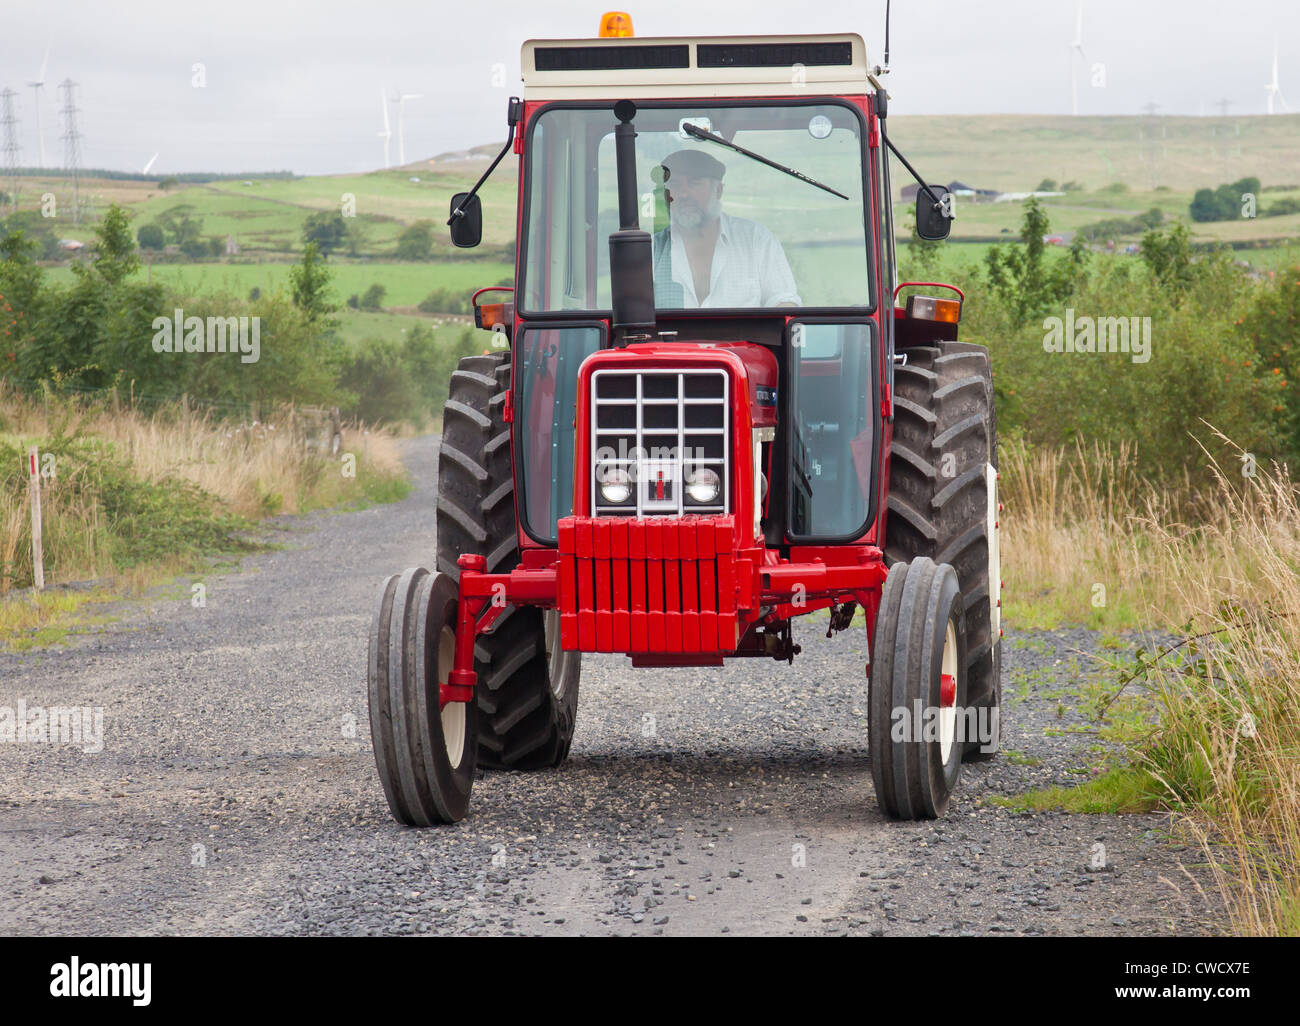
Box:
367;21;1002;826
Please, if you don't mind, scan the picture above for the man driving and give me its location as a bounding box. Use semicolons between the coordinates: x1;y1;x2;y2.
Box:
652;149;801;309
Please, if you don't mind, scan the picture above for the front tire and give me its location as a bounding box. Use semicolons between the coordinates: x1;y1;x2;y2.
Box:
368;568;477;825
869;557;968;820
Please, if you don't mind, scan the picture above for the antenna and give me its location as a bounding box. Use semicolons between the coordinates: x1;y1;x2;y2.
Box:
884;0;891;69
871;0;892;77
1;88;20;214
59;78;82;226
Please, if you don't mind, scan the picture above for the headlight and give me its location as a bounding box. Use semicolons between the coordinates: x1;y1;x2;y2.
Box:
685;467;720;505
598;468;632;504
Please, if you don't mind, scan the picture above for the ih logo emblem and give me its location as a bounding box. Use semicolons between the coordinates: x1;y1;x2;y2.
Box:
642;458;678;511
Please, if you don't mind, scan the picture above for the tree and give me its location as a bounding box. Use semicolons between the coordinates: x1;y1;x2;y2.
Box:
137;223;166;251
1139;223;1195;293
1190;187;1231;222
1190;177;1262;223
396;220;434;261
91;204;140;285
155;204;204;246
290;241;335;322
359;283;387;310
344;217;372;257
1035;178;1058;192
302;211;347;255
983;198;1081;321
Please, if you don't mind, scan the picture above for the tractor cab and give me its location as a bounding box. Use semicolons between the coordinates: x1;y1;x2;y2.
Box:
456;27;950;556
367;17;1002;828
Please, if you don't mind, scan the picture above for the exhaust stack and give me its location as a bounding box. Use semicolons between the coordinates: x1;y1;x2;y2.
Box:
608;99;656;341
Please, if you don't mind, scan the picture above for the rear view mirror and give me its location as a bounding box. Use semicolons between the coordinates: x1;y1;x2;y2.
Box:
449;192;482;248
915;185;953;241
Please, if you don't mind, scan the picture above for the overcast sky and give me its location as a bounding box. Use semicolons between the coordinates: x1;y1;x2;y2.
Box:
1;0;1296;175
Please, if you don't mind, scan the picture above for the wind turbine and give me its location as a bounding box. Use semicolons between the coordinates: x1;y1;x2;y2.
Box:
142;152;159;175
1069;3;1087;116
377;87;392;168
27;46;49;167
1265;44;1290;114
395;92;421;167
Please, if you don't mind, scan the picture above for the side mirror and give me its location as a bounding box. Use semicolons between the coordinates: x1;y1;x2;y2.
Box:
449;192;482;248
915;185;953;241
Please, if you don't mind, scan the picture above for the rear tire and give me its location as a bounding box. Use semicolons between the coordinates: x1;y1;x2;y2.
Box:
869;557;968;820
886;341;1001;757
436;352;580;770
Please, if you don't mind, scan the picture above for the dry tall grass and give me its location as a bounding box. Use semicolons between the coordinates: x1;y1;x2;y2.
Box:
1;388;404;593
1002;433;1300;935
2;394;401;518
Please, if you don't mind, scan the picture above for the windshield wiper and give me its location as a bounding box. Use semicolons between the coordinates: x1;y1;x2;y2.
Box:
681;122;848;201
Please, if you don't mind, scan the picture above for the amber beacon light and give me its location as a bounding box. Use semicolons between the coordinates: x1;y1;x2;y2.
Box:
599;11;635;36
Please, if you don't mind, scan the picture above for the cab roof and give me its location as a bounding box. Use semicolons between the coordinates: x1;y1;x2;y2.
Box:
520;33;870;100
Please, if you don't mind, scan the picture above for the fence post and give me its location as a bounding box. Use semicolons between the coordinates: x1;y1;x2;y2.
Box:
27;446;44;591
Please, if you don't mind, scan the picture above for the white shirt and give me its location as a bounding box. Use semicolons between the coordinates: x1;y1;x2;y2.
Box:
652;212;801;309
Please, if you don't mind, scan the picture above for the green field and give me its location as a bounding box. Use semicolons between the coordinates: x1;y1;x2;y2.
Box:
14;112;1297;298
47;259;512;309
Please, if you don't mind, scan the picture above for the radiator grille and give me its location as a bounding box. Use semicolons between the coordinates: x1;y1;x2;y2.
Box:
591;368;729;517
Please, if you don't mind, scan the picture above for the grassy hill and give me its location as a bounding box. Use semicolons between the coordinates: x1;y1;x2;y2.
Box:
889;113;1300;194
9;113;1298;258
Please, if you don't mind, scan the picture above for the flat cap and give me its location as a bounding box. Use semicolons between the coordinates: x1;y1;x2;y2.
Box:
659;148;726;182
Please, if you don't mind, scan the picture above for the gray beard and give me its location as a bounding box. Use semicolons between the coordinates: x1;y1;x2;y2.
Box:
671;199;719;233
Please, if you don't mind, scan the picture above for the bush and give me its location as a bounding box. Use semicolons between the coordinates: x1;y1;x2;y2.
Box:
1076;207;1164;243
1240;263;1300;458
964;208;1288;483
359;283;386;310
1190;177;1261;222
340;326;480;426
137;224;165;251
417;287;471;315
396;221;434;261
1264;197;1300;217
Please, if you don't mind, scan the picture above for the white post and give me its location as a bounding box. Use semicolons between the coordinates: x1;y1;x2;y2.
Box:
27;446;44;591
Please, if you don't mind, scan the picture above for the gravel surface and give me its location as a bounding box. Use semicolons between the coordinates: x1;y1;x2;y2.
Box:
0;436;1224;936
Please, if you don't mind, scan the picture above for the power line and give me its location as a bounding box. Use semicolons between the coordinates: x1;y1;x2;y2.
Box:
58;78;83;225
1;88;20;214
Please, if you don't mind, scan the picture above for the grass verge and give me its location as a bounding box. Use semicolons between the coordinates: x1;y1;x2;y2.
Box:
1;389;408;648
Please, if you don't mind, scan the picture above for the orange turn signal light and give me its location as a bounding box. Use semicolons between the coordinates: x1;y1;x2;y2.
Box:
475;302;508;331
906;295;961;324
599;11;634;37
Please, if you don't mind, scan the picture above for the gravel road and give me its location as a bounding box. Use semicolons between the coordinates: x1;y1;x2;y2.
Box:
0;436;1223;936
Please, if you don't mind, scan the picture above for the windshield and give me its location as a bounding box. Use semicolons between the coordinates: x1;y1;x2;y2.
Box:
521;102;872;313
